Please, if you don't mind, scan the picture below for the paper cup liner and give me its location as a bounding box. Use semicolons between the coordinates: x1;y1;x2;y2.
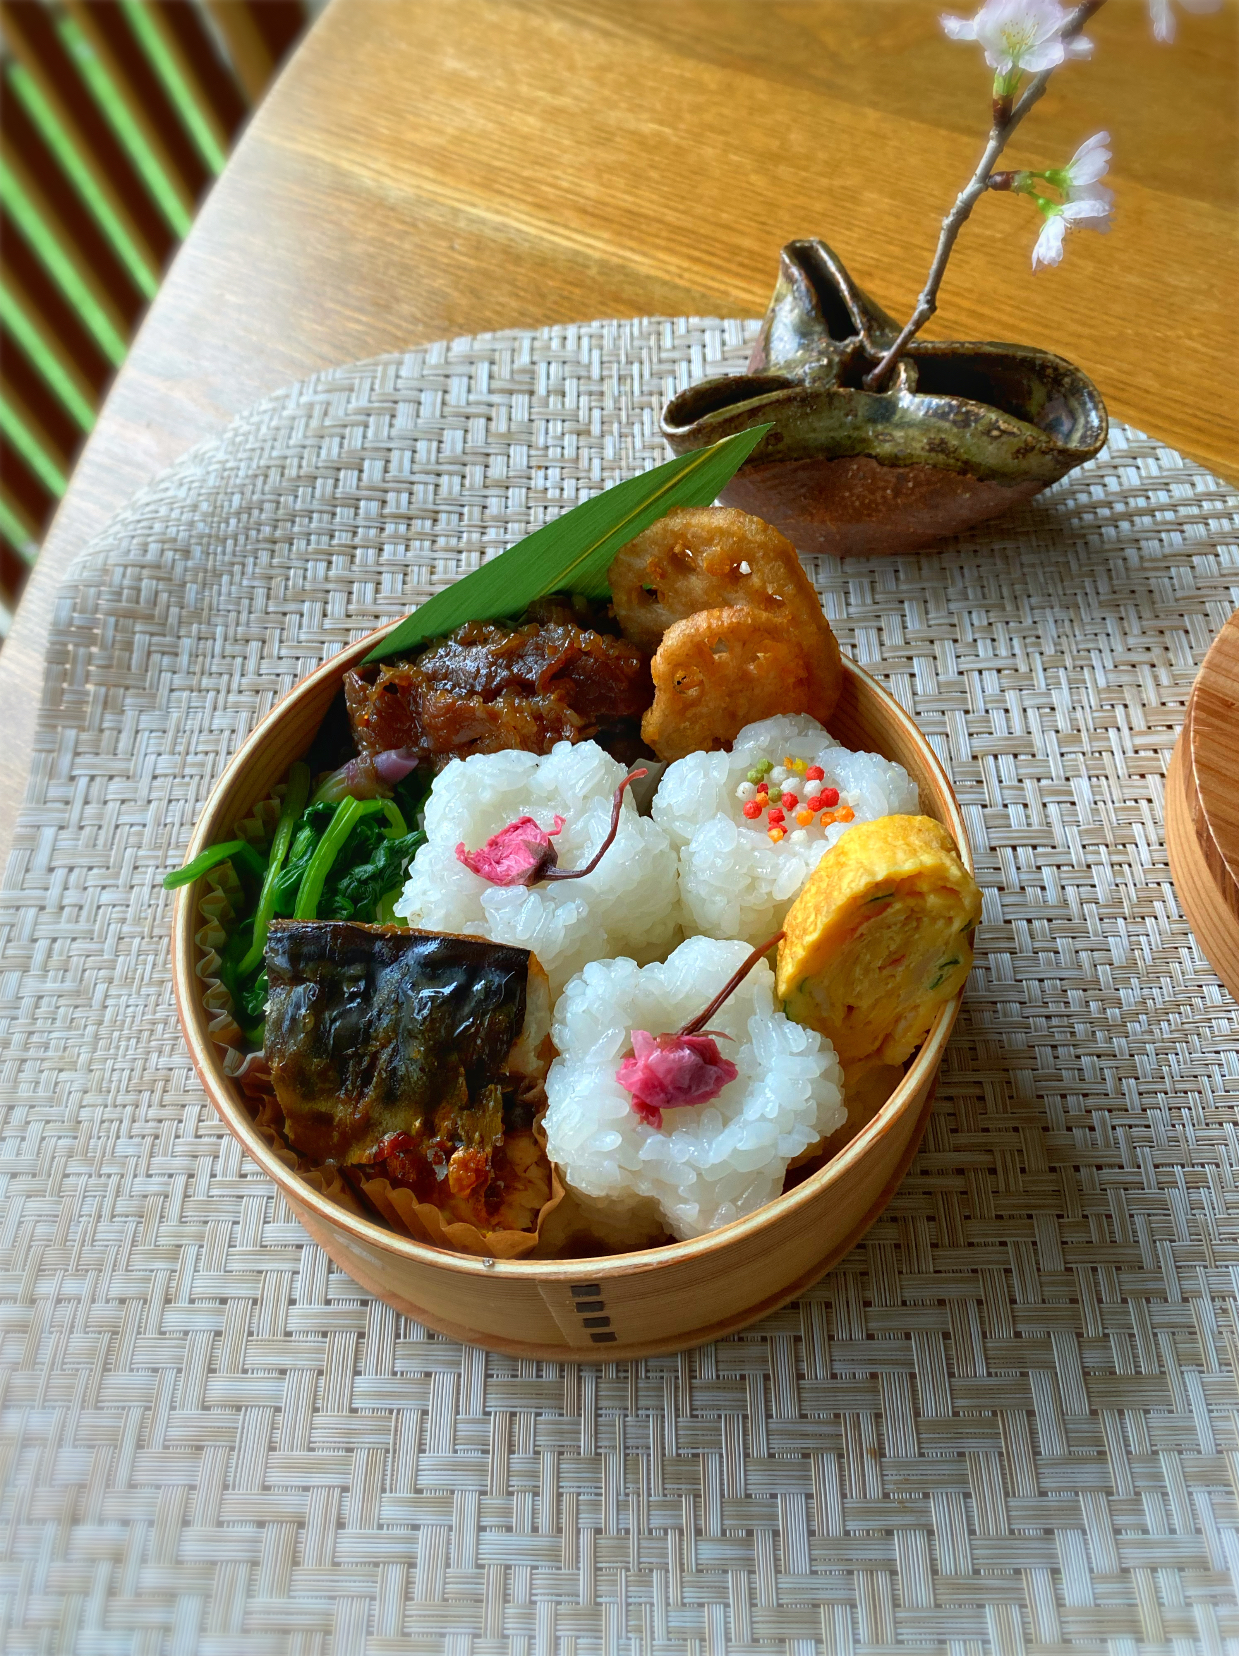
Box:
346;1112;565;1260
193;788;285;1052
192;788;563;1256
244;1072;562;1258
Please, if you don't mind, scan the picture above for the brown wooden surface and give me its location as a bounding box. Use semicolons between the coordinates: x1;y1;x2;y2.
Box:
1187;611;1239;907
2;0;1236;868
1167;725;1239;1002
1166;610;1239;998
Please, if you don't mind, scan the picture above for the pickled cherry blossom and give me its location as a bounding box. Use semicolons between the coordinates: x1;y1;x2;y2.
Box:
616;931;783;1128
455;769;646;887
456;815;564;885
616;1031;739;1129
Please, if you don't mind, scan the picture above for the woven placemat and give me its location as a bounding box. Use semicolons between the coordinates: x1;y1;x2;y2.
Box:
2;316;1238;1656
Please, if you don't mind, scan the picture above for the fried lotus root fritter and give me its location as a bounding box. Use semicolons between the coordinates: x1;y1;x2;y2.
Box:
642;605;820;761
610;506;841;716
776;815;982;1067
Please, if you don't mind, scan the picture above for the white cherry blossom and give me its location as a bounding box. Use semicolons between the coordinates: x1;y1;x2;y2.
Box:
941;0;1094;75
1147;0;1221;43
1061;130;1111;191
1031;196;1113;270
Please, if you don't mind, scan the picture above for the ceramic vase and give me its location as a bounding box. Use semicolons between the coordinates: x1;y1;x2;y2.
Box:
661;239;1108;556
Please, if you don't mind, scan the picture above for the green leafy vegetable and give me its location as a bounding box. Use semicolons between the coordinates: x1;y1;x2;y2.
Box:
272;809;331;911
293;797;384;919
237;761;311;976
376;888;403;926
379;799;408;838
391;768;434;832
320;824;425;921
364;423;773;664
215;917;268;1042
163;837;266;890
210;779;427;1048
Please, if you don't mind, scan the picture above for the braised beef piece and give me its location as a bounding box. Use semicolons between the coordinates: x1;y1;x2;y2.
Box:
344;597;653;769
264;922;550;1200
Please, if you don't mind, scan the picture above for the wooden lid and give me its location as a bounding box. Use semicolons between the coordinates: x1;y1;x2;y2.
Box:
1168;607;1239;996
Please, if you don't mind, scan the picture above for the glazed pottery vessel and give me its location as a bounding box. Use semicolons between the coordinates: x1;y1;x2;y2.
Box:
662;239;1108;556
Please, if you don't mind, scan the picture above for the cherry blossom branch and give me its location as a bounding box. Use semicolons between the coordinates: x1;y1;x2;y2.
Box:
541;770;646;882
862;0;1108;393
678;931;784;1036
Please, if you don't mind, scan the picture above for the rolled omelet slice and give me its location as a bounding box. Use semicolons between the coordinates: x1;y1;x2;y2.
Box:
776;815;981;1067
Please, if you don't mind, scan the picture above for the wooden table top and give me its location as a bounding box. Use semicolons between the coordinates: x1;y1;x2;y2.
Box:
2;0;1235;866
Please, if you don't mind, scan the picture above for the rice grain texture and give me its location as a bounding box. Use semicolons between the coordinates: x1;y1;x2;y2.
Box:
653;715;919;946
543;936;845;1240
395;742;681;995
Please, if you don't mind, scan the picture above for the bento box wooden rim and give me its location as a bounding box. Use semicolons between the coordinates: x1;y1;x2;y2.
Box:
171;621;972;1284
293;1080;942;1362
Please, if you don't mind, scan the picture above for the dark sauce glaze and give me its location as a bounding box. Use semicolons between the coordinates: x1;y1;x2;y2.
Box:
264;922;530;1174
344;598;653;769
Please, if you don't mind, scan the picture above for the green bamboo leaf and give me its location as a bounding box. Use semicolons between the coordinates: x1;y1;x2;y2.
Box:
364;423;772;664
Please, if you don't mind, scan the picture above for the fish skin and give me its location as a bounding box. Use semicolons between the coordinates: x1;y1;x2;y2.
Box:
264;921;531;1165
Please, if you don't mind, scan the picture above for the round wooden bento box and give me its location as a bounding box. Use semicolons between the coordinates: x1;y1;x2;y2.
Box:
171;625;973;1361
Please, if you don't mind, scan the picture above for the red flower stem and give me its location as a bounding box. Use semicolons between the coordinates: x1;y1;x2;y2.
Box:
677;931;785;1037
541;769;648;882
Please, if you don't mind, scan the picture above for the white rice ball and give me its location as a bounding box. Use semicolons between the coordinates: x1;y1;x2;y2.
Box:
653;713;919;946
394;741;680;995
543;936;845;1240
